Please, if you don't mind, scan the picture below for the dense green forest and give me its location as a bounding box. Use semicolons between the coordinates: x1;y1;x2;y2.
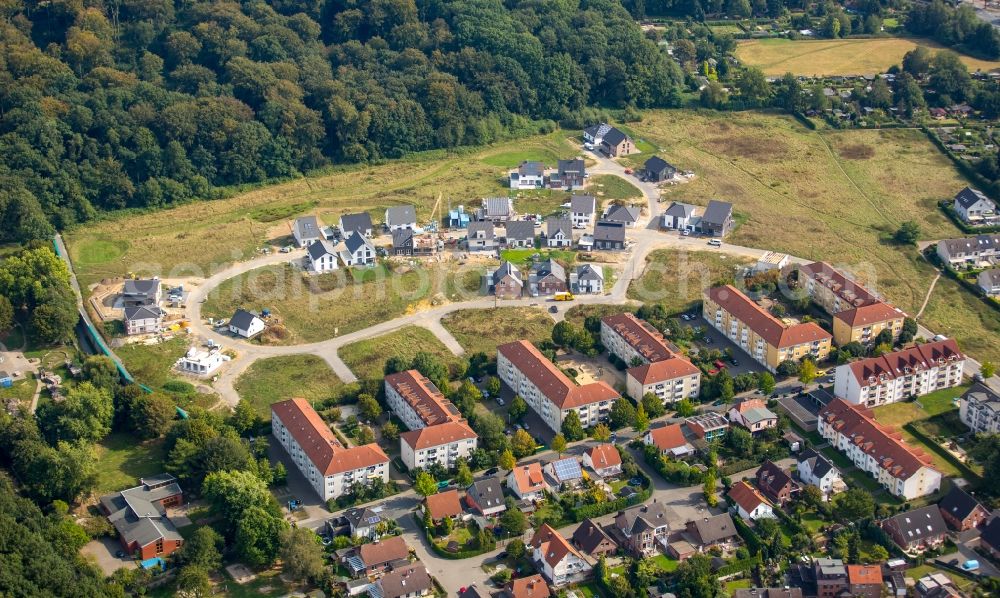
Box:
0;0;683;245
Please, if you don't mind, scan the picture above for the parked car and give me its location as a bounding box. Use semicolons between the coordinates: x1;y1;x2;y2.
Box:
496;551;508;560
484;467;499;477
496;397;505;406
681;229;690;236
729;358;739;366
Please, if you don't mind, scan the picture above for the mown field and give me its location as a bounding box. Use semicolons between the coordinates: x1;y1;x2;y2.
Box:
628;250;754;313
64;131;580;289
627;110;1000;363
736;37;1000;76
338;326;464;381
233;354;346;418
440;308;554;356
200;261;485;344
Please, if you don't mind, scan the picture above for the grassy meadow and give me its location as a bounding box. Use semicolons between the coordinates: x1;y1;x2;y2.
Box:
338;326;464;381
736;37;1000;76
440;308;554;356
628;250;754;313
233;354;346;418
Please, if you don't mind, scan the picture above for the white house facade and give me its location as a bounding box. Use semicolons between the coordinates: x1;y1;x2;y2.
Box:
832;340;965;407
399;421;478;471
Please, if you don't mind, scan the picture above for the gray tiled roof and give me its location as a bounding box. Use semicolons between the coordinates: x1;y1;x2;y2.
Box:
341;212;374;235
230;309;260;331
594;221;626;242
702;200;733;226
505;220;535;241
294;215;321;239
576;264;603;281
468;220;494;239
123;306;163;322
604;204;640;224
955;187;993;209
644;156;674;173
797;448;835;480
123;279;160;297
518;161;546;177
570;195;596;215
546;217;572;239
602;127;628;146
492;261;521;285
386;205;417;227
467;478;505;510
99;477;183;549
532;259;565;280
558;159;585;174
345;232;371;254
664;202;696;218
481;197;513;217
308;240;337;260
392;228;414;248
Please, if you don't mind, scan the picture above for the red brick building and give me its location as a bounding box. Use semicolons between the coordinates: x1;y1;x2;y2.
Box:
98;474;184;560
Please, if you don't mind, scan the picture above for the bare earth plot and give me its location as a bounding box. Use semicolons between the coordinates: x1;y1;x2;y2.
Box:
338;326;465;382
440;308;554;357
629;110;1000;363
736;38;1000;77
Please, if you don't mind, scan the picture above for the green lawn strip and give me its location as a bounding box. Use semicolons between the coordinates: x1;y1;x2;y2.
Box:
500;248;577;268
915;385;969;416
93;433;167;495
650;553;679;572
338;326;463;381
234;354;347;419
725;579;752;595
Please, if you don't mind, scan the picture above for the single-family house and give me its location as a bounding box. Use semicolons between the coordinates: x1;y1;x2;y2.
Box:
754;460;797;506
505;220;536;249
603;204;640;227
644;423;695;459
916;573;961;598
465;478;506;516
340;212;374;238
392;229;415;257
175;346;225;377
699;200;734;237
293;215;323;247
229;309;265;338
489;261;523;299
98;475;184;560
593;221;626;250
570;195;596;229
684;513;739;551
600;127;635;157
308;240;339;273
685;413;729;441
583;444;622;478
346;536;410;575
479;197;515;223
122;279;161;308
375;563;432;598
467;221;496;253
553;159;586;190
343;506;385;540
424;489;464;523
544;457;584;488
572;518;617;558
385;205;417;231
661;202;698;231
530;524;592;586
544;217;573;248
583;123;613;146
504;575;551;598
796;448;845;500
528;259;567;296
124;306;164;336
938;485;989;531
507;463;548;501
960;382;1000;434
643;156;676;182
613;502;672;556
953;187;998;226
846;565;883;598
727;480;775;520
806;557;848;598
571;264;604;295
341;233;376;267
881;505;949;552
728;398;778;434
510;161;547;189
978;269;1000;296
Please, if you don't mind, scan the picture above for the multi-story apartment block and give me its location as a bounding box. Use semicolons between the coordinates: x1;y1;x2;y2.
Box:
797;262;906;346
626;358;701;404
818;398;942;500
272;399;389;501
601;313;675;365
399;420;478;472
497;340;619;433
703;285;832;372
832;340;965;407
601;313;701;405
959;382;1000;434
384;370;463;431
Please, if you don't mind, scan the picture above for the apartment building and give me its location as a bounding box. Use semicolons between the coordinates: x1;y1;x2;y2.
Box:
959;382;1000;434
272;399;389;501
797;262;906;346
832;340;965;407
626;357;701;405
497;340;620;433
399;420;478;471
703;285;832;372
601;313;675;365
817;398;942;500
384;370;463;431
601;313;701;404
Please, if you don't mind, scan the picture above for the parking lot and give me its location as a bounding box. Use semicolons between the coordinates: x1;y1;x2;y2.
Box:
683;316;767;377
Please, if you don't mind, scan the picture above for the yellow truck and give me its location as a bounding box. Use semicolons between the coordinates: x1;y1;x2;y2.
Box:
553;292;575;301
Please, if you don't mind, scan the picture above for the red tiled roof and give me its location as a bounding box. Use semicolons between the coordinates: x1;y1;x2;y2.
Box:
505;575;551;598
628;356;699;384
706;285;831;349
529;524;585;569
510;462;547;494
400;420;477;451
425;489;463;520
727;480;771;513
358;535;409;567
647;423;689;452
271;399;389;476
845;340;964;387
735;398;767;413
847;564;883;586
497;341;620;408
602;313;675;362
585;444;622;470
385;370;462;427
799;262;880;307
819;398;938;480
835;302;906;327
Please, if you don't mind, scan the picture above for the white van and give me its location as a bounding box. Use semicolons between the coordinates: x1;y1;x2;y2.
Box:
707;239;722;247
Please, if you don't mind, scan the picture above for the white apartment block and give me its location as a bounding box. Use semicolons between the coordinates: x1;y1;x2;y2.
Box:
626;358;701;404
272;399;389;501
497;340;619;433
818;398;942;500
833;340;965;407
959;383;1000;435
400;421;478;471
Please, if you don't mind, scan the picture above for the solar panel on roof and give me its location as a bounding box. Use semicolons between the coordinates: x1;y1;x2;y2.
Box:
368;516;381;524
552;458;582;480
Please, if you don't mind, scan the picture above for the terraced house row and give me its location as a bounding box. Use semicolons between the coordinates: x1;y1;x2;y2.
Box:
384;370;479;471
497;340;620;433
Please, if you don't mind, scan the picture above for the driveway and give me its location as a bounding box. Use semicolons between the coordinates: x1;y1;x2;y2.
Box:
934;544;1000;579
81;538;136;575
686;317;766;377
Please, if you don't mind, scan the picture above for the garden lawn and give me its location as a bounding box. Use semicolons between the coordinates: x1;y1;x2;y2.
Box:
441;308;554;356
735;37;1000;76
499;248;577;268
725;579;752;595
650;553;679;572
93;433;167;494
115;337;191;390
628;249;754;312
0;377;35;404
338;326;463;381
627;111;1000;364
234;354;347;418
589;175;643;203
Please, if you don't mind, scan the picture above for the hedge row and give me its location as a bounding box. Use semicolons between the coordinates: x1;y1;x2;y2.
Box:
716;554;762;578
733;514;763;555
413;514;494;560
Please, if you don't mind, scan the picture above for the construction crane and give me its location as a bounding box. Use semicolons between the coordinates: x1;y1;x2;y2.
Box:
426;191;442;232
